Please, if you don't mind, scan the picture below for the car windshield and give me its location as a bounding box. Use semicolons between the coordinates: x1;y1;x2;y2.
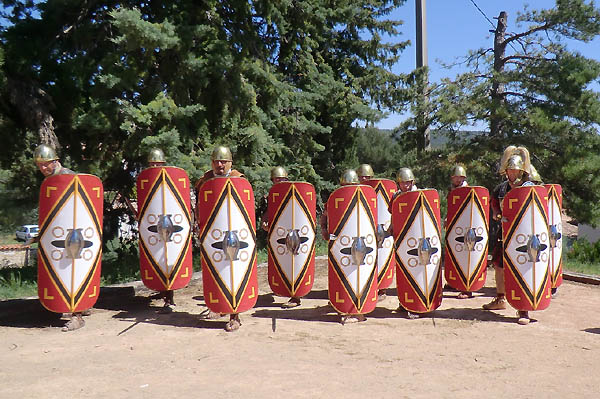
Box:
31;227;39;233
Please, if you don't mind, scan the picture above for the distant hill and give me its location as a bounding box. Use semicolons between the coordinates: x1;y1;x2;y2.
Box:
364;128;489;148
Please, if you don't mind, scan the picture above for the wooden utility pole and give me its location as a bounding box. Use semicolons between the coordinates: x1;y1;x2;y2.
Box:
415;0;430;151
490;11;508;139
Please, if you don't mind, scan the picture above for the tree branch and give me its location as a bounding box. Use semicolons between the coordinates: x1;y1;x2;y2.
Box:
504;23;553;46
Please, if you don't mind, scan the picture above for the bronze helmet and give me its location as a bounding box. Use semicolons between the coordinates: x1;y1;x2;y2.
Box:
33;144;58;164
396;167;415;183
451;165;467;178
529;165;542;183
505;155;526;172
211;146;233;162
270;166;288;179
147;148;166;164
356;164;374;178
340;169;359;185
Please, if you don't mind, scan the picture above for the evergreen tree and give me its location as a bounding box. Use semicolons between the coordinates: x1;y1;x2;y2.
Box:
0;1;410;234
400;0;600;225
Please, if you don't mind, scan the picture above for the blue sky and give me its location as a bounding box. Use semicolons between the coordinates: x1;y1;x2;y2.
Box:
376;0;600;129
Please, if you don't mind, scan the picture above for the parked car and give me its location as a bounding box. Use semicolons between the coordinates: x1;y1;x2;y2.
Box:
15;225;39;241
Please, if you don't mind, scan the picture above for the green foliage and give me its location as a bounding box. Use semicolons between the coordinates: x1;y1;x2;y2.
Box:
101;238;140;285
404;0;600;225
0;268;37;300
0;0;410;244
566;238;600;264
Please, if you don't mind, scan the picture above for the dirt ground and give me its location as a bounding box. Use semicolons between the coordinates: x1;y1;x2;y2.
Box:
1;257;599;399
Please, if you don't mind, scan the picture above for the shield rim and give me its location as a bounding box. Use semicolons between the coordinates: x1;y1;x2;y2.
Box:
327;185;378;314
137;167;192;290
267;181;316;297
503;186;551;310
393;189;443;312
444;186;489;291
38;174;103;312
198;177;257;313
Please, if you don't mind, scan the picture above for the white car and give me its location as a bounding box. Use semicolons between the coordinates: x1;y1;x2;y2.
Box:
15;225;39;241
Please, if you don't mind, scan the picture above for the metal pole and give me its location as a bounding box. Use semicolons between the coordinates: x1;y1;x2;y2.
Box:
415;0;430;151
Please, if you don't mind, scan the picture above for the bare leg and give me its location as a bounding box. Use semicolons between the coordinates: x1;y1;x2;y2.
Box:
483;265;507;310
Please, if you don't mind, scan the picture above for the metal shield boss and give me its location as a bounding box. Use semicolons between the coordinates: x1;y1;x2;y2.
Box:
267;181;316;298
37;174;103;313
545;184;563;289
137;167;192;291
502;185;551;311
327;185;378;315
364;179;397;289
392;189;443;313
197;177;258;314
444;186;490;292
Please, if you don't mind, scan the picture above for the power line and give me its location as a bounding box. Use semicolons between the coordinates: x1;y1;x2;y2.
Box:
468;0;496;29
468;0;518;53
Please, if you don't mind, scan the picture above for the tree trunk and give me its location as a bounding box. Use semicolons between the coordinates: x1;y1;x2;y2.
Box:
6;78;59;148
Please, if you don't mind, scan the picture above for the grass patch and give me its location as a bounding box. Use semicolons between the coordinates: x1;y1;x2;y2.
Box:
0;231;20;245
563;260;600;276
0;269;37;300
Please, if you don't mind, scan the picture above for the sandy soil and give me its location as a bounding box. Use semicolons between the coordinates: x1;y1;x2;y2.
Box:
1;258;599;399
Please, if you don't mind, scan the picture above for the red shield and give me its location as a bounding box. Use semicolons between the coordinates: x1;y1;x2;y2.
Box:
197;177;258;314
137;167;192;292
444;186;490;292
545;184;563;288
267;181;316;298
364;179;397;289
38;174;103;313
392;189;443;313
327;185;378;315
502;185;551;311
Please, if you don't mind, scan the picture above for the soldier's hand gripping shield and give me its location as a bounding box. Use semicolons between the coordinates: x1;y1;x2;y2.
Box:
37;174;103;313
267;181;316;298
545;184;563;289
197;176;258;314
444;186;490;293
363;179;397;290
502;185;551;311
137;166;192;292
392;189;443;313
327;185;379;315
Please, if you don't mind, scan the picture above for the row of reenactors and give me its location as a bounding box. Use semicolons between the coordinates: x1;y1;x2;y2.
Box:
30;143;562;331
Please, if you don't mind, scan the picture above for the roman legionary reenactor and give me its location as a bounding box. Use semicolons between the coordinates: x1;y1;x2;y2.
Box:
391;167;443;318
483;146;551;325
33;144;103;332
358;164;397;300
265;167;316;309
322;169;378;324
136;148;192;312
444;165;490;299
196;146;258;332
